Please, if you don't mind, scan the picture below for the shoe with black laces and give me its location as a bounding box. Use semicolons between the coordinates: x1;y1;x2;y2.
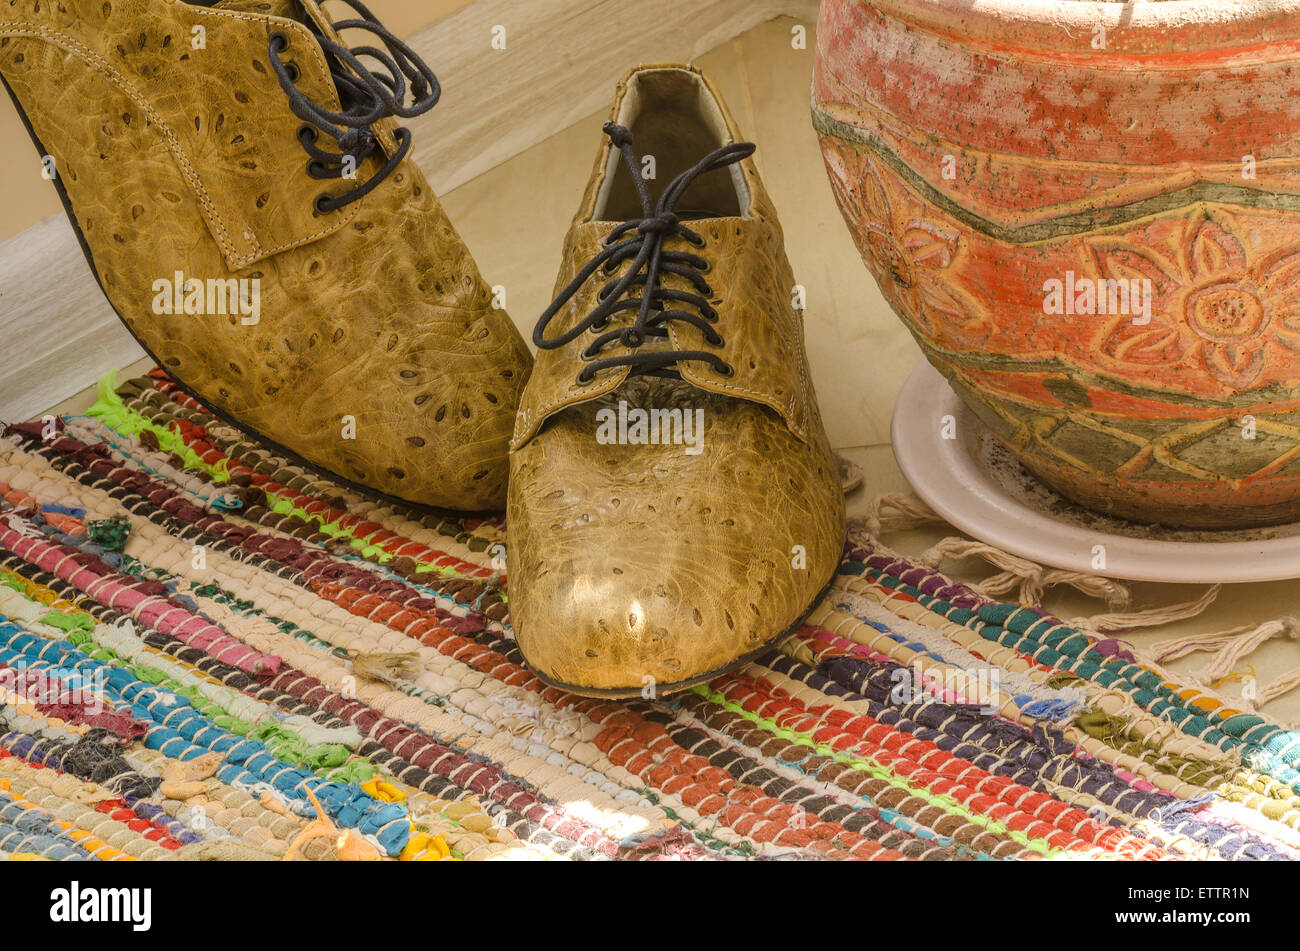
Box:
507;63;846;697
0;0;531;511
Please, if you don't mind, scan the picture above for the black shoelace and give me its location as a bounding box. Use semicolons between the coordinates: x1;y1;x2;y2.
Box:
534;121;756;385
268;0;440;213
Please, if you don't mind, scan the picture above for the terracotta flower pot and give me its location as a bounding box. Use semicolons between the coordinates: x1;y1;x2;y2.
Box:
813;0;1300;529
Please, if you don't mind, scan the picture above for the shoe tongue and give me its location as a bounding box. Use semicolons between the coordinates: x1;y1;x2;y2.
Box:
289;0;352;46
666;210;717;223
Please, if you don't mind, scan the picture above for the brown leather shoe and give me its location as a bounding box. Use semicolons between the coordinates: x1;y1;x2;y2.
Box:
507;64;845;698
0;0;531;512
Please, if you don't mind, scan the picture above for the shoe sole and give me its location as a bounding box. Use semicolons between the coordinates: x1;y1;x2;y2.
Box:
520;565;841;700
1;73;501;519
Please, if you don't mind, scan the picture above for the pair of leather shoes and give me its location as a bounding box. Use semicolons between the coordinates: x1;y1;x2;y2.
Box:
1;0;843;696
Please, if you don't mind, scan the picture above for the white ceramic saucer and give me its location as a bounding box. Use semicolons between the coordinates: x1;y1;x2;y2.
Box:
890;359;1300;583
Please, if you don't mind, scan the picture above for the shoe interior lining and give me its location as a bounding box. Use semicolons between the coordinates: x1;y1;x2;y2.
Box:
593;67;749;222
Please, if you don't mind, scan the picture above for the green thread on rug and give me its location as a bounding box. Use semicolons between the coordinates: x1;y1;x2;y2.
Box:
848;561;1300;794
88;375;494;589
116;374;507;556
324;759;378;785
132;564;454;713
87;372;230;481
112;561;525;806
85;516;130;552
89;375;450;573
691;684;1061;857
32;594;370;775
1074;710;1233;789
37;611;94;633
1045;671;1086;689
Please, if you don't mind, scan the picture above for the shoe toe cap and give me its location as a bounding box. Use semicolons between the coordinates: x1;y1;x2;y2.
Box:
506;400;844;694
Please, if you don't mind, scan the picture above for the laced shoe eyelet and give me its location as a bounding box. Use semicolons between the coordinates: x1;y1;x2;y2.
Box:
306;160;328;179
532;127;757;381
266;11;441;217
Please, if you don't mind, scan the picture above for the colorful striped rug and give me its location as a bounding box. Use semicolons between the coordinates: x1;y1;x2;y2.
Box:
0;367;1296;861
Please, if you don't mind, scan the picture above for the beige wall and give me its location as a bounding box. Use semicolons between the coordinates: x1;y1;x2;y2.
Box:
0;0;470;241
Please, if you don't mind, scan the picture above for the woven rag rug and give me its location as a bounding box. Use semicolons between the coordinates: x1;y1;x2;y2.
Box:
0;368;1297;862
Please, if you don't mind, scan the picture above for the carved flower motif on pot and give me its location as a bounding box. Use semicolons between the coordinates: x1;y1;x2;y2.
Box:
1090;215;1300;391
820;139;988;347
